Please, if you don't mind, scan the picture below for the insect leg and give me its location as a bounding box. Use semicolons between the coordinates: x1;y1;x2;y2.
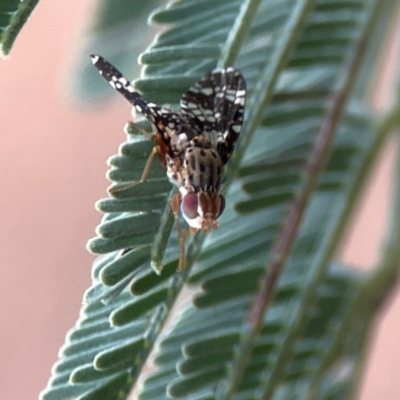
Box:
109;145;159;194
172;192;186;271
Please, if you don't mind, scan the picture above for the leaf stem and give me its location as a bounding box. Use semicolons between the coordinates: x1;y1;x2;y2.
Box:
130;1;265;394
304;106;400;398
220;1;380;398
218;0;262;69
344;118;400;398
229;0;317;179
150;188;177;274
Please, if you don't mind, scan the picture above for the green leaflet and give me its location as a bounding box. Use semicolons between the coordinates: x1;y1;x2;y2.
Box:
0;0;40;57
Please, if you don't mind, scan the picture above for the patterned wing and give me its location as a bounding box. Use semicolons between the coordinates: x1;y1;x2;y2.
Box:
180;67;246;164
90;55;184;157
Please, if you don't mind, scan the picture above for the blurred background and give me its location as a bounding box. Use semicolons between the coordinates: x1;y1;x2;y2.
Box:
0;1;399;399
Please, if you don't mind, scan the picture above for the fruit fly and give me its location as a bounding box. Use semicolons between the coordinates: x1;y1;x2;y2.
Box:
91;55;246;270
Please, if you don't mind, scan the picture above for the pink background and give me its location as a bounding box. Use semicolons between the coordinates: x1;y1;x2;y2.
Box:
0;1;399;399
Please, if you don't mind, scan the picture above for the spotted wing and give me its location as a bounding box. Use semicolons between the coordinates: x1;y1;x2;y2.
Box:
90;55;184;157
180;67;246;164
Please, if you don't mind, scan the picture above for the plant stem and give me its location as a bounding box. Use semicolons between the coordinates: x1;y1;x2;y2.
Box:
304;107;400;398
220;1;384;398
219;0;262;68
345;129;400;400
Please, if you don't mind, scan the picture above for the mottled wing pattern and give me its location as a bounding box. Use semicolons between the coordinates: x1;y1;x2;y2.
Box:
180;67;246;164
90;55;184;157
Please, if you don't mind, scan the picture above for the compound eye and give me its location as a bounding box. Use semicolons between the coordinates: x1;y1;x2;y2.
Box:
181;193;198;220
217;195;226;218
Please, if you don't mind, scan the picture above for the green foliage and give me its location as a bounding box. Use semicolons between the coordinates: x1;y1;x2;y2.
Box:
37;0;400;399
0;0;40;57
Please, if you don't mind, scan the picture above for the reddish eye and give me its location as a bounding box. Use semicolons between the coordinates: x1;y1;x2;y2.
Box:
181;193;198;220
217;195;225;218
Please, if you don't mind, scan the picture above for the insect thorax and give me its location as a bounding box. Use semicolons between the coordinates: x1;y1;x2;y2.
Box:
166;135;223;196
